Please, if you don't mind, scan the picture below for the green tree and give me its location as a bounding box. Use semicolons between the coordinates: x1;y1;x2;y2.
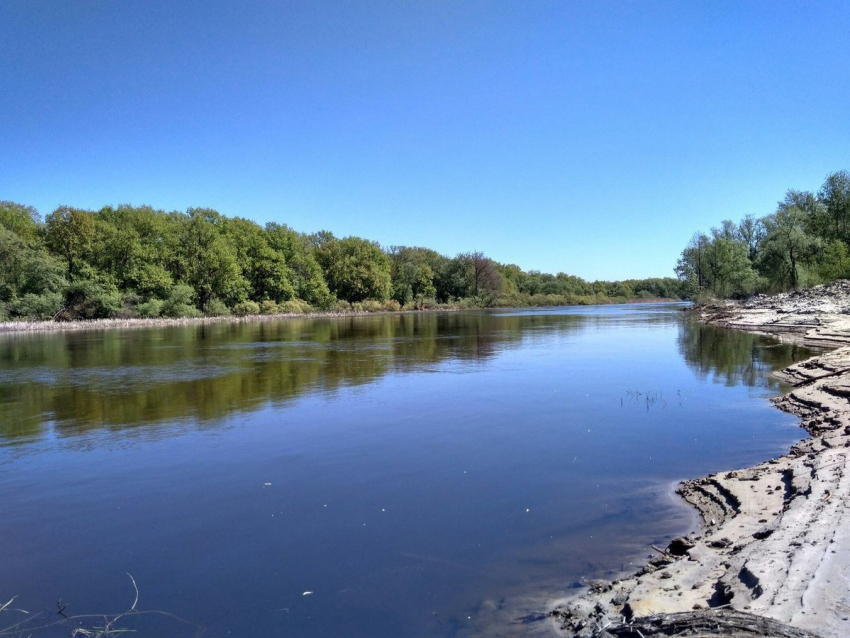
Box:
675;233;711;295
735;215;766;261
817;170;850;244
0;201;41;241
265;223;333;307
44;206;96;278
816;240;850;282
225;217;295;302
0;226;66;304
703;237;759;298
758;207;821;290
387;246;440;305
315;236;392;302
177;208;249;308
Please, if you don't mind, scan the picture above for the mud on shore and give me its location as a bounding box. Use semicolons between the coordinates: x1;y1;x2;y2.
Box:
550;282;850;638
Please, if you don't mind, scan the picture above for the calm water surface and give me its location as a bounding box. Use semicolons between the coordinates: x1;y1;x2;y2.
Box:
0;304;816;637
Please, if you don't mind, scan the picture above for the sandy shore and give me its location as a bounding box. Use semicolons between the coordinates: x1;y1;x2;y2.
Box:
550;281;850;637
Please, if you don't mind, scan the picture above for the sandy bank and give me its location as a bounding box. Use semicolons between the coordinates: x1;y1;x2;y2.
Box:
551;281;850;638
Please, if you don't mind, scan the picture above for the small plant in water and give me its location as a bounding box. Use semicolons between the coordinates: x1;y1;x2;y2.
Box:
1;574;199;637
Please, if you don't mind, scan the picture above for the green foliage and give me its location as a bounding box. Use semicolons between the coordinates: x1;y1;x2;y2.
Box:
4;196;700;321
10;292;65;320
232;300;261;316
136;298;165;318
388;246;440;305
226;217;295;303
0;201;40;241
162;284;201;318
206;298;232;317
63;280;123;319
259;300;279;315
679;170;850;298
44;206;96;278
816;240;850;281
0;226;67;303
315;236;392;302
265;223;333;308
280;299;314;314
757;207;821;291
178;208;250;307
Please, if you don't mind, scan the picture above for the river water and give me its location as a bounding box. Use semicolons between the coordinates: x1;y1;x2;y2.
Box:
0;304;816;637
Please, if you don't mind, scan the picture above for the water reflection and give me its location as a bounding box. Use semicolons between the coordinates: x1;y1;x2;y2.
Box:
677;319;816;389
0;309;816;444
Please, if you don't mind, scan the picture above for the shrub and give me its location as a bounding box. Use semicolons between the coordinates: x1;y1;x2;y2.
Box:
136;299;164;318
331;300;351;312
407;295;438;310
63;280;123;319
205;298;231;317
162;285;201;318
232;300;260;316
456;296;482;309
382;299;401;312
361;299;383;312
11;292;64;320
280;299;313;314
260;300;279;315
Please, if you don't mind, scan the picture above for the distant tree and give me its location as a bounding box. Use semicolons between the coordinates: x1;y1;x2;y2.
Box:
675;233;711;294
0;201;41;241
454;251;503;300
265;223;333;307
44;206;96;278
816;240;850;282
817;171;850;244
703;237;759;298
315;236;392;302
735;215;766;262
0;226;66;303
177;208;249;308
712;220;737;241
226;217;295;302
758;207;821;290
387;246;440;305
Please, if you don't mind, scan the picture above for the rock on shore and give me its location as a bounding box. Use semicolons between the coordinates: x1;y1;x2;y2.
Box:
550;281;850;638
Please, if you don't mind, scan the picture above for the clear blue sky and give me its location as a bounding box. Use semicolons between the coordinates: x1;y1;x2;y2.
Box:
2;1;848;281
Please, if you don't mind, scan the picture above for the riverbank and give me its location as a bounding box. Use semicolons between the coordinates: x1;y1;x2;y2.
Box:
0;307;461;334
550;281;850;638
0;298;682;335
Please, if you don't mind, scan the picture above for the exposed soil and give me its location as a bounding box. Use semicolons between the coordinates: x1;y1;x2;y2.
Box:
551;281;850;638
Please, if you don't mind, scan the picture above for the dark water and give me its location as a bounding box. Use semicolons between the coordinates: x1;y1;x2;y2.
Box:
0;304;816;637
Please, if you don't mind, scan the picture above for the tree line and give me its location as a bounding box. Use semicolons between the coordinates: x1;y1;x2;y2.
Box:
0;201;687;321
676;170;850;299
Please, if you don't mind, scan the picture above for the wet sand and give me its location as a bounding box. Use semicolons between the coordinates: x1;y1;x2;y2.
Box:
551;281;850;638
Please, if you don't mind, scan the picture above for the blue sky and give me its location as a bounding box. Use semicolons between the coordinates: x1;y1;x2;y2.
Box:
2;1;848;280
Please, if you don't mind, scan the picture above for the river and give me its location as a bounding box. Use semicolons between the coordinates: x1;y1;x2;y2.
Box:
0;304;816;637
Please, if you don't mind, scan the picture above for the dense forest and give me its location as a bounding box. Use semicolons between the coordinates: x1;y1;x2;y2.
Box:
677;169;850;299
0;201;686;321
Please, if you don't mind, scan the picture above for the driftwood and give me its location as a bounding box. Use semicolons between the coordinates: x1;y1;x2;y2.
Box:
594;609;822;638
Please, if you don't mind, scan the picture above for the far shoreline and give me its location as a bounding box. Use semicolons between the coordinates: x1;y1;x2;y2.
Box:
0;297;683;335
